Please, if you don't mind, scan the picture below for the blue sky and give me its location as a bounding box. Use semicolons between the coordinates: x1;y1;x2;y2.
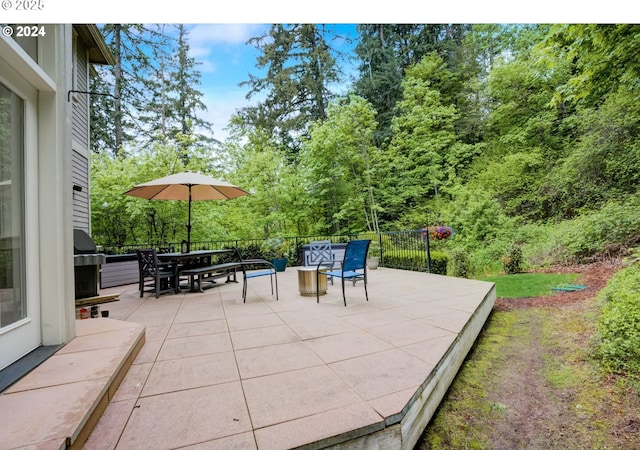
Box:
187;23;271;141
183;24;359;141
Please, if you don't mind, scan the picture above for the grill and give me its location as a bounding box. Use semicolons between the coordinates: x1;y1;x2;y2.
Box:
73;229;106;300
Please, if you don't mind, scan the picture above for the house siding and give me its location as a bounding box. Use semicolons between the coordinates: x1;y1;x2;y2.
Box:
71;35;90;232
71;39;89;150
72;150;90;232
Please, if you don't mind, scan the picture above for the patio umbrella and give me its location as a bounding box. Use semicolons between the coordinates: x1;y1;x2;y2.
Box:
123;171;249;252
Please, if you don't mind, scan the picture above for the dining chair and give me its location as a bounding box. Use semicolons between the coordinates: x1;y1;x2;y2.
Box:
136;248;179;298
315;239;371;306
240;259;279;303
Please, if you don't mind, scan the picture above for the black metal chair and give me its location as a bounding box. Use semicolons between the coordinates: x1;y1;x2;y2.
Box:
240;259;279;303
315;239;371;306
136;248;179;298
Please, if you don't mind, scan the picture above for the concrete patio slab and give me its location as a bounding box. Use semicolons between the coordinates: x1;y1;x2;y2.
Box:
0;267;495;449
0;319;145;449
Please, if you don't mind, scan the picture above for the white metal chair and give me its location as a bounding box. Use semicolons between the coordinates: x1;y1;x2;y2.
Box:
308;240;335;284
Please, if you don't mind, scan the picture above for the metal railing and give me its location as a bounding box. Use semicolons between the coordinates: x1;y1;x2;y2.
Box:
97;230;436;273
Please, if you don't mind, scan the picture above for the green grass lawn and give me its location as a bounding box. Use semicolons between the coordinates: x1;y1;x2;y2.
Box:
479;272;580;298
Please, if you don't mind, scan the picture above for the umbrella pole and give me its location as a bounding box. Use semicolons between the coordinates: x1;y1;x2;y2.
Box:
187;185;192;252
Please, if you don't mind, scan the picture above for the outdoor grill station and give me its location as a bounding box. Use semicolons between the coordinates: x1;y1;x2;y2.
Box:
73;229;118;317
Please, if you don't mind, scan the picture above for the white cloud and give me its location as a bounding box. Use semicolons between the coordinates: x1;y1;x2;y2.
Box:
197;59;218;74
188;24;268;61
190;24;267;45
201;86;262;142
178;24;271;142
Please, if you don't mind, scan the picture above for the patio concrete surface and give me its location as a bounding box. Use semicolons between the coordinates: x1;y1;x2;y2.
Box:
0;267;495;450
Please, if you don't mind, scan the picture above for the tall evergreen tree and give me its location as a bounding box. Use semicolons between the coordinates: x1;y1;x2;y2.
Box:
383;53;460;227
91;24;214;161
89;73;117;154
353;24;470;146
239;24;340;155
91;24;166;155
149;25;214;163
138;23;175;145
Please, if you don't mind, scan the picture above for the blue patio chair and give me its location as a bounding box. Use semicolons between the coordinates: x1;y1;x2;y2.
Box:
240;259;279;303
315;239;371;306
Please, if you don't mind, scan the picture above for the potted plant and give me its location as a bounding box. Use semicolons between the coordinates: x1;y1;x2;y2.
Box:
265;238;289;272
366;241;381;270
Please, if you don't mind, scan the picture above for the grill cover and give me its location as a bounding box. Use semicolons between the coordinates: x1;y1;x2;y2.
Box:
74;229;97;254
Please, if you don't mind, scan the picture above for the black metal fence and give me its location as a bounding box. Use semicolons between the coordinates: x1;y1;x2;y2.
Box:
97;230;438;273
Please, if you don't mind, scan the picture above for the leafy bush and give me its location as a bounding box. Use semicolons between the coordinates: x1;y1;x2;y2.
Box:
536;198;640;264
448;247;471;278
383;248;448;275
592;261;640;380
469;243;510;277
502;244;523;274
237;243;264;260
355;232;393;252
430;252;449;275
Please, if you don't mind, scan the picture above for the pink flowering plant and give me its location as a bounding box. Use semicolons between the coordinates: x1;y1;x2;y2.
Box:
421;225;454;241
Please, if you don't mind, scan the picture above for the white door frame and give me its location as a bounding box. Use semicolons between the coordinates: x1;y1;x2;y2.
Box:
0;55;41;370
0;26;75;370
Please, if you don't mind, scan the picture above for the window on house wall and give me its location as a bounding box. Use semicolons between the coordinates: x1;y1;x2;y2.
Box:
8;24;38;61
0;81;26;328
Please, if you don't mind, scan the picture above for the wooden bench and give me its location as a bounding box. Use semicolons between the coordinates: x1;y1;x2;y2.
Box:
179;261;243;292
75;293;120;319
75;293;120;307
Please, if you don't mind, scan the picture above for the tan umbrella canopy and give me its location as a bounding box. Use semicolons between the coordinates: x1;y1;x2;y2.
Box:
123;171;249;251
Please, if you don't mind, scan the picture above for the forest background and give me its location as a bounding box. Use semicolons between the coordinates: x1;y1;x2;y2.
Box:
88;24;640;276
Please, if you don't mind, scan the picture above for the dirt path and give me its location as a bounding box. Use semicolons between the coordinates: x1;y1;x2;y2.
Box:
485;312;561;449
487;262;619;449
417;260;640;449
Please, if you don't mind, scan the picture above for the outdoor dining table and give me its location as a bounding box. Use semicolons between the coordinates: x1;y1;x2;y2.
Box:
157;249;235;264
157;249;239;292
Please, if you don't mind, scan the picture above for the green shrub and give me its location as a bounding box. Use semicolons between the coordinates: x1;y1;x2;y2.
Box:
383;248;448;275
448;247;471;278
592;262;640;379
430;252;449;275
355;232;393;252
502;244;523;274
536;198;640;264
468;244;507;277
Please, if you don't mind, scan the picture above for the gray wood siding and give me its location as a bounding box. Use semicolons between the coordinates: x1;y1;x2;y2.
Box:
72;150;90;232
71;36;91;233
71;40;89;150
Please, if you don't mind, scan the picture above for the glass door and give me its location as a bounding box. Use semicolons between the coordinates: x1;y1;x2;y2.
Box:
0;77;40;370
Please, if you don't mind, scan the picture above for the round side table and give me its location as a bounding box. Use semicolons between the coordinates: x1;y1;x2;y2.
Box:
297;267;328;296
